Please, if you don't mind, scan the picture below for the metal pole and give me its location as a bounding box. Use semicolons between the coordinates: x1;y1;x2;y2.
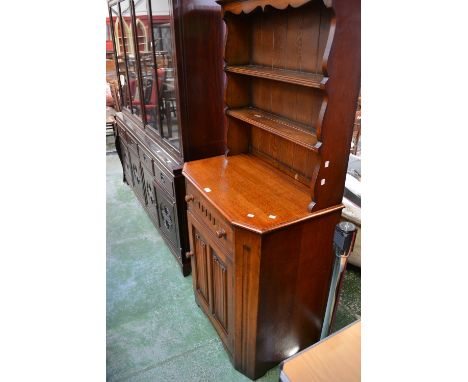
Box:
320;221;357;339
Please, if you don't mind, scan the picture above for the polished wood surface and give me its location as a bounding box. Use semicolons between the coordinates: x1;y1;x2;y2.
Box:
183;0;360;377
220;0;360;211
184;188;342;378
280;321;361;382
183;154;342;233
226;107;320;151
174;0;226;161
225;65;327;89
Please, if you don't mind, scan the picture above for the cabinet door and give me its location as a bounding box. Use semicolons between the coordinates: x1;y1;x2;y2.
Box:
121;142;134;187
155;184;178;247
188;213;234;353
149;0;182;153
142;167;159;226
120;0;144;119
128;147;146;205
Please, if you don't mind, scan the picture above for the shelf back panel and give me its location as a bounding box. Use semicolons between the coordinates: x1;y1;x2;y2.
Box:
225;1;332;75
250;127;320;186
250;77;321;130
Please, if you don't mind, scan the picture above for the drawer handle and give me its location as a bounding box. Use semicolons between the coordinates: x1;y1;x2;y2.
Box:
186;251;194;258
185;194;194;203
160;172;166;183
216;228;226;239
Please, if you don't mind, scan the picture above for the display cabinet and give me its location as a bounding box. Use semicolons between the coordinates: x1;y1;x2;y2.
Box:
108;0;225;275
183;0;360;378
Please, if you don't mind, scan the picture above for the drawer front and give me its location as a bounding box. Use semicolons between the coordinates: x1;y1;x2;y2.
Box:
139;144;155;175
154;161;175;198
185;182;233;253
155;184;178;247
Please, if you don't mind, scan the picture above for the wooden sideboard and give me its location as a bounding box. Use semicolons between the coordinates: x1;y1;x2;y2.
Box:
183;0;360;378
108;0;225;275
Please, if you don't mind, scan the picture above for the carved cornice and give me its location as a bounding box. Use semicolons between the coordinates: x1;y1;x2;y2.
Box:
220;0;333;15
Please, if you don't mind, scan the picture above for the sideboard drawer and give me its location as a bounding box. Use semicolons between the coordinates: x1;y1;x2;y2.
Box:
154;161;175;198
185;182;233;253
139;144;155;175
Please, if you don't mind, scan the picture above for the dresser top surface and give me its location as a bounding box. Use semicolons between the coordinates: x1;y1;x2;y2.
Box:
183;154;339;233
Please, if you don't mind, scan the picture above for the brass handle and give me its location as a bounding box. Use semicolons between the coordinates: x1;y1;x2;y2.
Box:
186;251;194;258
216;228;226;238
185;194;194;202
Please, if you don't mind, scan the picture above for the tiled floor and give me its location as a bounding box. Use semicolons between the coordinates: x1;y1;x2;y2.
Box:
106;153;361;381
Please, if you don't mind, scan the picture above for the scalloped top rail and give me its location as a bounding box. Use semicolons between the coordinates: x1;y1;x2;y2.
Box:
217;0;332;14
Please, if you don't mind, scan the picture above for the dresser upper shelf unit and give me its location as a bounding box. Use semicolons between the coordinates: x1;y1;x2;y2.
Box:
225;65;327;89
227;107;321;151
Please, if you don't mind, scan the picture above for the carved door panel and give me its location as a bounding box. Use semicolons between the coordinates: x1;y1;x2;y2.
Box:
193;230;210;307
209;248;230;335
155;184;178;246
142;168;159;226
121;143;134;187
188;213;234;353
128;148;146;205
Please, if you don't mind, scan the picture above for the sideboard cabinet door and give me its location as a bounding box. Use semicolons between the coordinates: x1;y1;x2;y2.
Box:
188;213;234;355
128;148;146;205
120;143;134;187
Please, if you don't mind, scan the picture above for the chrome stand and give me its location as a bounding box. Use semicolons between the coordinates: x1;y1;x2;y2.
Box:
320;221;357;339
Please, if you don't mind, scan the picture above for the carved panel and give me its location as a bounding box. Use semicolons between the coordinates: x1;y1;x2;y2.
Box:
142;168;159;226
211;250;228;333
194;232;209;305
121;143;134;187
156;184;178;245
128;148;146;205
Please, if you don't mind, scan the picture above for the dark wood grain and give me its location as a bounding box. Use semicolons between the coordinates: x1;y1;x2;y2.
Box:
183;154;342;233
183;0;360;378
108;0;225;276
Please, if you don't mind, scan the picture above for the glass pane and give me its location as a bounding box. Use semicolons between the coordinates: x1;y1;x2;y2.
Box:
111;4;131;109
134;0;161;132
121;0;142;117
151;0;180;151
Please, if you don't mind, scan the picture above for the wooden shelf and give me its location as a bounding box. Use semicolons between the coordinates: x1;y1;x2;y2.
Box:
225;65;327;89
226;107;321;151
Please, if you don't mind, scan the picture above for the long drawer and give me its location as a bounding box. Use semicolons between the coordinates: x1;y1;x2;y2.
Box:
185;182;234;254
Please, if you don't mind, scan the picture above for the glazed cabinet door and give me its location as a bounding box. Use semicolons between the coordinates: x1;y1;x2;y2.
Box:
188;213;234;354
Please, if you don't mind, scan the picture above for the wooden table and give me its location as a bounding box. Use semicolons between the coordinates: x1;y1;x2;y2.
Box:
280;321;361;382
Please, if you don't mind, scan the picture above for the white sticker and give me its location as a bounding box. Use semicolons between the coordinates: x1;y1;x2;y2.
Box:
325;161;330;168
204;187;212;193
247;213;255;218
321;179;326;186
268;215;276;219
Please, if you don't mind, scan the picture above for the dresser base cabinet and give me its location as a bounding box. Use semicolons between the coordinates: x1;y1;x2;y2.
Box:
183;156;344;379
